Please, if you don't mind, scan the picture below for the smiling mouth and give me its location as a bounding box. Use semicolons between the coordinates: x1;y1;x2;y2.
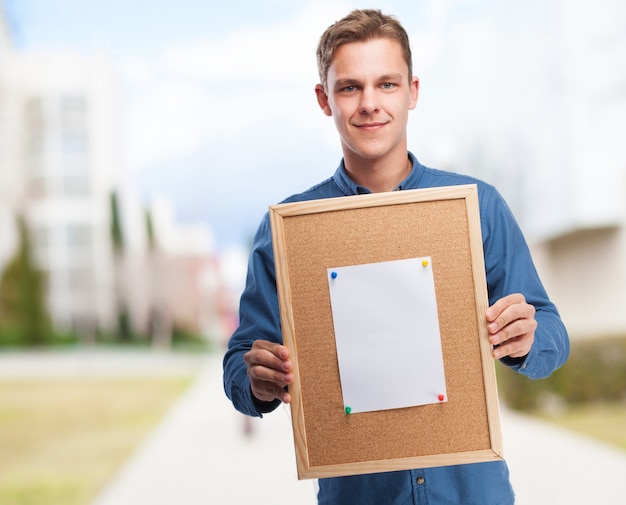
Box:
356;122;386;130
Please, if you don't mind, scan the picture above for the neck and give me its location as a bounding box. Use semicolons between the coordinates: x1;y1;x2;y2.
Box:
344;153;412;193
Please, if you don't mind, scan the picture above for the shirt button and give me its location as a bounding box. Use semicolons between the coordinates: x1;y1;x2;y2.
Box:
416;476;425;485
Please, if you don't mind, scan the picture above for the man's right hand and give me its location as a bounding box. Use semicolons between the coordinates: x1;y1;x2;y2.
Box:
244;340;293;404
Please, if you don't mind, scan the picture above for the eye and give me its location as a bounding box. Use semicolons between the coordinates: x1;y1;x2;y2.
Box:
342;85;358;93
381;82;395;90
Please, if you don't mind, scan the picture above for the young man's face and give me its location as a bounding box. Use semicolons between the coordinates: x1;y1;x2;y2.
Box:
315;37;419;165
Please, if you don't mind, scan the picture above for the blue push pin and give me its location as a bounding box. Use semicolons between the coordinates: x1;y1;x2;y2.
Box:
331;271;338;279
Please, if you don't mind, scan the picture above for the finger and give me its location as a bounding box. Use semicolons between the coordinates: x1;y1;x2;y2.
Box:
489;317;536;346
247;359;293;386
245;350;293;388
487;298;534;335
251;380;292;404
245;342;292;375
250;340;291;362
493;332;534;359
486;293;526;325
244;341;293;404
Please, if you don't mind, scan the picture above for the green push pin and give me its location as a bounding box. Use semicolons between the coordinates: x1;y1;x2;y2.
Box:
344;406;352;415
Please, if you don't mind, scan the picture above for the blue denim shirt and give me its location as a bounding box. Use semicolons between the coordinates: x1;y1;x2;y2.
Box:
223;153;570;505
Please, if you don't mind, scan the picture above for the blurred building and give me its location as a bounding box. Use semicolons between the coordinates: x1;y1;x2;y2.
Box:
1;6;121;339
130;197;227;345
515;1;626;340
0;5;226;344
17;51;124;336
0;34;130;339
414;0;626;339
0;5;20;268
4;1;624;342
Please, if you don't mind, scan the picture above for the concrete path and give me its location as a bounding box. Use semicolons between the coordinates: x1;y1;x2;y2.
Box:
90;351;317;505
503;407;626;504
3;349;622;504
87;350;626;505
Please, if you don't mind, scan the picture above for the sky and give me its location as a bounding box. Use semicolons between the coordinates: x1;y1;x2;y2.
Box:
4;0;624;256
3;0;493;253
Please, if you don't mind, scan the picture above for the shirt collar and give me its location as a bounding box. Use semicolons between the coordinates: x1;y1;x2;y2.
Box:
333;151;424;195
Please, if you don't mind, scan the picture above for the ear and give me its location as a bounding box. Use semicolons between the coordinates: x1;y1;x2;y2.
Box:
315;84;333;116
408;76;419;110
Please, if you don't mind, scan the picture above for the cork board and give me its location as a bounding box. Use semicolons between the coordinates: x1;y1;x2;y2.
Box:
269;184;502;480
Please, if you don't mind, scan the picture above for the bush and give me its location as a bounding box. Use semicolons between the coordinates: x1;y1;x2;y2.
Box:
497;335;626;411
171;325;214;351
0;215;53;346
0;325;77;348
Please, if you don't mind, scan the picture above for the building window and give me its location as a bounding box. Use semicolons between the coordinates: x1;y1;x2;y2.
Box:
25;97;44;152
24;94;92;197
66;224;92;247
31;224;50;248
60;95;90;196
62;134;88;154
60;95;89;156
24;97;45;179
60;96;87;136
67;268;93;291
63;175;90;197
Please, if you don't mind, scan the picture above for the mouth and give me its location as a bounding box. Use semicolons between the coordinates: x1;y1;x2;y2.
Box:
355;121;387;132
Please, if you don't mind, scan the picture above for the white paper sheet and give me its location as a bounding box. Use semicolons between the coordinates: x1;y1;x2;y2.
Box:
327;257;447;414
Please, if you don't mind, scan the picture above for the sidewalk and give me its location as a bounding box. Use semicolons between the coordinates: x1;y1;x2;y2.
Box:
503;407;626;504
91;351;317;505
89;350;626;505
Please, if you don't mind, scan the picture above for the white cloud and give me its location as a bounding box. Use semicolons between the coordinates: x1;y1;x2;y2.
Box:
120;1;352;171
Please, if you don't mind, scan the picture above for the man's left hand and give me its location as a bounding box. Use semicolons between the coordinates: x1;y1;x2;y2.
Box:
486;293;536;359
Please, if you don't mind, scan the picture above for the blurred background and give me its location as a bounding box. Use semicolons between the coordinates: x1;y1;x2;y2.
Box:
0;0;624;504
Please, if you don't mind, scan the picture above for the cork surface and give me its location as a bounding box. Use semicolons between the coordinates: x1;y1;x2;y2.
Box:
270;186;500;477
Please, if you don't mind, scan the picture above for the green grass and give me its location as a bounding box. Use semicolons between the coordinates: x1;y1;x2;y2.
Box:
0;373;622;505
537;402;626;451
0;376;194;505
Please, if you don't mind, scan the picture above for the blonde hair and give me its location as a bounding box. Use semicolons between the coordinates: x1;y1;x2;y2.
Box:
316;9;413;90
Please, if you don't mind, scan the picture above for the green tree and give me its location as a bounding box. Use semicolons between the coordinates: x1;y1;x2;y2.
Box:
0;214;52;346
144;207;172;348
110;191;131;341
145;208;155;251
110;191;124;251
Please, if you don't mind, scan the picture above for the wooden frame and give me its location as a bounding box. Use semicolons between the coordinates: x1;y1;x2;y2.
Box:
269;184;502;480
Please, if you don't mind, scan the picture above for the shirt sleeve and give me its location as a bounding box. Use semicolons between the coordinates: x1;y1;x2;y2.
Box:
479;184;570;379
222;214;284;417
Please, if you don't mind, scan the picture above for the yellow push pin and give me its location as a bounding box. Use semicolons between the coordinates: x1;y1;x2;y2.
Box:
422;259;429;267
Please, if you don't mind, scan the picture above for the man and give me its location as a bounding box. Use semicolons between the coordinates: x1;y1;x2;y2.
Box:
223;9;569;505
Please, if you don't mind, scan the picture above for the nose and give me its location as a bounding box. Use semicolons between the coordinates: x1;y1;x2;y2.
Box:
359;86;379;114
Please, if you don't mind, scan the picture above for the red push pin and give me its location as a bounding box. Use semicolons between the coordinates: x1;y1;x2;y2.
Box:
438;394;445;402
